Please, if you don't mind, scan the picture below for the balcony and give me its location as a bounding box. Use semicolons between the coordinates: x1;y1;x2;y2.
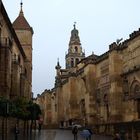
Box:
0;37;12;47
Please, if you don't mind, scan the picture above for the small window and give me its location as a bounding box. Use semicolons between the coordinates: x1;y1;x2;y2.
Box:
71;58;74;67
25;68;27;77
18;55;21;64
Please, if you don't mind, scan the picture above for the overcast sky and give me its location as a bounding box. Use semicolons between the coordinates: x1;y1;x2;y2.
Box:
3;0;140;97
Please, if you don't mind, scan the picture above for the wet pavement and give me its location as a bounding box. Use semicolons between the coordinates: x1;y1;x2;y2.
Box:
3;129;113;140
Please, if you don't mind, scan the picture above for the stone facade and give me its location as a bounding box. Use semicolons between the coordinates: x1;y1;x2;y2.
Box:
0;2;33;99
36;24;140;139
0;1;33;139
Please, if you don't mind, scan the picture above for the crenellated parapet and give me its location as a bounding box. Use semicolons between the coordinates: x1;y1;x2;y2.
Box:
109;42;118;51
129;28;140;40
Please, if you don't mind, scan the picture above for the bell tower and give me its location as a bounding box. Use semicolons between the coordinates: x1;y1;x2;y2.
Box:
65;23;85;69
13;2;33;99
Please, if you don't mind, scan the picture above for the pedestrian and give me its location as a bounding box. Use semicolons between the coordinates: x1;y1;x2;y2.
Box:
87;128;93;140
14;123;19;140
38;117;43;132
72;126;78;140
80;129;91;140
113;133;121;140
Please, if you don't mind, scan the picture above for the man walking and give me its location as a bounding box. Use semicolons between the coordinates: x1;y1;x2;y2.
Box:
72;126;78;140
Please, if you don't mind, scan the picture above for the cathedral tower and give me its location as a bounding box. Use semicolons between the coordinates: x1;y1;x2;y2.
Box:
65;23;85;69
13;2;33;98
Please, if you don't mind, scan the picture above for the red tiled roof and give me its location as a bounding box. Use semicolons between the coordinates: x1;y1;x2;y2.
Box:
13;10;31;31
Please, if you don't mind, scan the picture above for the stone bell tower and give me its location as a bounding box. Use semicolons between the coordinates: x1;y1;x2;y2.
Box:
13;2;33;99
65;23;85;69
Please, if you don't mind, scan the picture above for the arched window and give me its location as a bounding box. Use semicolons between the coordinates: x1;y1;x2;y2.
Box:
133;84;140;119
134;85;140;94
75;46;78;52
71;58;74;67
130;80;140;118
103;94;108;105
76;58;79;65
130;80;140;99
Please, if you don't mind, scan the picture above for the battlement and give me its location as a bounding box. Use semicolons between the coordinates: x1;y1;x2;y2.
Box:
129;28;140;40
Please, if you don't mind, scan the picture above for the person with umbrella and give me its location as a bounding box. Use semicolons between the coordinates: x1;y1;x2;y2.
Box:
72;126;78;140
80;128;92;140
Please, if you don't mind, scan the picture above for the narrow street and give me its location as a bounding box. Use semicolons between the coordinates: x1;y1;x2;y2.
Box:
12;129;113;140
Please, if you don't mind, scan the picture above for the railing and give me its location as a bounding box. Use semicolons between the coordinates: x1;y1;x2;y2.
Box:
0;37;12;47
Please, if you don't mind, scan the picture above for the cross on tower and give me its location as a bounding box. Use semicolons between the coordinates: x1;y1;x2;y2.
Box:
73;22;76;29
20;0;23;11
20;0;23;6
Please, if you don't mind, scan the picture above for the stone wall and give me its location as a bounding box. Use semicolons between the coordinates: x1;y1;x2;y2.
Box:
0;117;25;140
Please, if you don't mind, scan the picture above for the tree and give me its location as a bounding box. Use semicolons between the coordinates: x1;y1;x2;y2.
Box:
27;101;41;131
10;97;30;120
0;96;42;133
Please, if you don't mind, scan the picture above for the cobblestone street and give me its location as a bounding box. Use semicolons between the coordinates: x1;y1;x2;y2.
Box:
10;129;113;140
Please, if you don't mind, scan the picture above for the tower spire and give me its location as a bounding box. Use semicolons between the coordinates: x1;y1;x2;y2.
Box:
69;22;80;45
55;58;61;70
57;58;60;66
20;0;24;16
73;22;76;29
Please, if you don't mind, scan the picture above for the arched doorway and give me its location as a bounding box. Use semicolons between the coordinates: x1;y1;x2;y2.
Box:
131;80;140;118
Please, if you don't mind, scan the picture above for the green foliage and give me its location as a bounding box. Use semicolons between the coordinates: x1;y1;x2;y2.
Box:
27;101;41;120
10;97;30;120
0;97;41;121
0;97;9;116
